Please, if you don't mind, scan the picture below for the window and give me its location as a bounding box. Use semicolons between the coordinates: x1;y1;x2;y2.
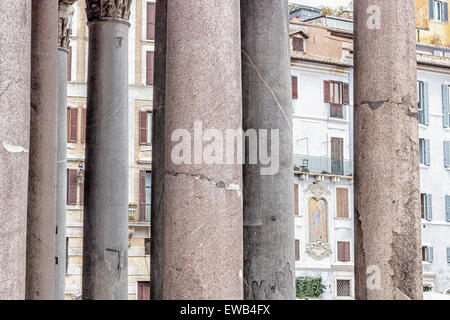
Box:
420;193;432;221
294;184;299;216
146;2;155;40
337;241;350;262
292;37;304;52
324;81;349;119
422;246;433;262
65;237;69;274
417;81;428;125
419;138;430;165
444;141;450;167
145;238;151;256
140;111;152;145
139;170;151;222
443;84;449;128
447;247;450;263
137;281;150;300
331;137;344;175
445;195;450;222
430;0;449;22
336;280;351;298
67;169;78;205
67;107;78;143
292;76;298;100
146;51;154;85
295;240;300;261
336;188;349;218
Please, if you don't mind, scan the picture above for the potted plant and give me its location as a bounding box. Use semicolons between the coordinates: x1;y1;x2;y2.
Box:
296;276;326;300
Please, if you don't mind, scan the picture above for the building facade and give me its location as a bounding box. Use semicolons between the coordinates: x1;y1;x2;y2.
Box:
65;0;155;300
289;3;450;298
290;20;356;300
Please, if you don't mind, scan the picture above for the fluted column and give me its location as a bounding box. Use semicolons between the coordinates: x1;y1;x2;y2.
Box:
150;0;167;300
241;0;295;300
163;0;243;299
354;0;422;299
82;0;131;300
0;0;31;300
55;0;77;300
26;0;59;300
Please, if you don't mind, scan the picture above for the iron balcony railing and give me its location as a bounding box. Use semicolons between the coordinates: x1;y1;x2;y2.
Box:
294;154;353;176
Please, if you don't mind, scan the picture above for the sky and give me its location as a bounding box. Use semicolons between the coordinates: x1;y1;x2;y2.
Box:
290;0;352;9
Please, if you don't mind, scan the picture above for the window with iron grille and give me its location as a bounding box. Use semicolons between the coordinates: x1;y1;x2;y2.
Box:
336;279;351;297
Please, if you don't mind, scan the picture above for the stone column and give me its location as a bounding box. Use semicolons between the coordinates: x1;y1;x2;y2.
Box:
55;0;77;300
163;0;243;299
26;0;58;300
241;0;295;300
150;0;166;300
354;0;422;299
82;0;131;300
0;0;31;300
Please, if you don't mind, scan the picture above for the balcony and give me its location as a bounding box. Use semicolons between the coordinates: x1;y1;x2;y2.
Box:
128;205;150;226
294;154;353;176
330;103;344;119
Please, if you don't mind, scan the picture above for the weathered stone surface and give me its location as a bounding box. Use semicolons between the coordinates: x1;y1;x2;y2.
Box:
241;0;295;300
163;0;243;300
26;0;58;300
85;0;132;22
82;19;130;300
0;0;31;300
150;0;166;300
354;0;423;300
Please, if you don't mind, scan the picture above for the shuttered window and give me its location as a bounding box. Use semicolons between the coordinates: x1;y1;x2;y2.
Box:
331;137;344;175
447;247;450;263
445;195;450;222
337;241;350;262
67;169;78;205
295;240;300;261
146;2;156;40
292;76;298;99
140;111;152;145
137;281;150;300
81;109;86;143
442;84;449;128
419;138;431;166
146;51;154;85
145;238;151;256
139;170;151;222
292;37;304;52
431;0;449;22
67;108;78;143
418;81;429;125
444;141;450;167
294;184;299;216
336;188;349;218
425;194;433;221
422;246;434;262
324;81;331;102
67;46;72;82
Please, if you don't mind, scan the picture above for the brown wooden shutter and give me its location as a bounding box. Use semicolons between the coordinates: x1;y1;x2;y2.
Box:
324;80;331;102
342;82;349;104
139;170;146;222
294;184;299;216
67;46;72;82
337;241;344;262
79;178;84;206
146;2;155;40
138;281;150;300
139;111;147;145
291;76;298;99
68;108;78;143
344;242;350;262
295;240;300;261
331;137;343;160
146;51;154;85
292;37;303;52
336;188;342;218
67;169;78;205
342;189;349;218
81;109;86;143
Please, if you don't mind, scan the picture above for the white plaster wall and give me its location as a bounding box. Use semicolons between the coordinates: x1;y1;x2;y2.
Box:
418;66;450;294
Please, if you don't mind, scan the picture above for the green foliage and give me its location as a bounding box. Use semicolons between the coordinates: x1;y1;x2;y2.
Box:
296;277;326;298
423;285;432;292
294;165;300;171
